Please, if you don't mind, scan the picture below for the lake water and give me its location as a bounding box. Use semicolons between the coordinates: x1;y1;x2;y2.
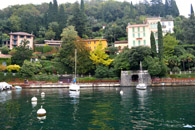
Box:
0;87;195;129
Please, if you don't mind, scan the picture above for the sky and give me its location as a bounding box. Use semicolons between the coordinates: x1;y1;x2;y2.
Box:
0;0;194;17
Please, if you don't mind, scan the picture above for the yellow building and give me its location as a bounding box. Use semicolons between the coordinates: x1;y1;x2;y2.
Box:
84;39;108;51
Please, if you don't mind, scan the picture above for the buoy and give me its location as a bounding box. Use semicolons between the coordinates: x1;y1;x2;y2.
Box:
41;92;45;95
120;90;123;95
37;105;46;116
31;96;37;102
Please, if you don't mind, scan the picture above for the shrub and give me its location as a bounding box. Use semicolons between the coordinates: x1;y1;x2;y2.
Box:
172;67;181;73
32;74;58;81
6;64;21;72
43;45;53;53
0;46;9;54
0;65;6;72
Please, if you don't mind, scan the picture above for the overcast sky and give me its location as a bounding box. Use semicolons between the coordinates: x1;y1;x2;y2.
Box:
0;0;194;17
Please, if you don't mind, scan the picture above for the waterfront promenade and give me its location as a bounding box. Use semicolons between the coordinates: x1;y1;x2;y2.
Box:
7;78;195;88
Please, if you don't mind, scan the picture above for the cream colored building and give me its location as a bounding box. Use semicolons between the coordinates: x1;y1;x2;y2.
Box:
127;17;174;49
7;32;34;49
114;41;128;53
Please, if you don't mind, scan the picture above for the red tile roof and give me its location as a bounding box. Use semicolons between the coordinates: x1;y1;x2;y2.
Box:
0;54;12;58
9;32;34;37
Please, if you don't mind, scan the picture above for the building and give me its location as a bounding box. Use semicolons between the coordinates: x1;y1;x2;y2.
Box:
44;40;62;47
83;39;108;51
0;52;11;66
4;32;34;49
114;41;128;53
127;17;174;49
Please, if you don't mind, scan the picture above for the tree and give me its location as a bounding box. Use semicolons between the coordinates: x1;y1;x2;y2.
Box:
163;34;179;57
150;32;157;57
191;4;194;17
90;43;114;66
183;17;195;44
170;0;179;17
20;60;42;77
11;41;33;66
158;22;163;60
45;29;56;40
70;2;87;38
113;48;130;75
0;46;9;54
129;46;151;70
167;56;180;71
58;5;67;33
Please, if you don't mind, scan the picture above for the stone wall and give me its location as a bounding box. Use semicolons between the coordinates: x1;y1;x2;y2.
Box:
120;70;151;86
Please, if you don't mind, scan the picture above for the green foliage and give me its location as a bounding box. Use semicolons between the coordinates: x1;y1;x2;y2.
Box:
150;32;157;57
163;34;179;57
169;73;195;78
172;66;180;73
43;45;53;53
35;46;44;53
95;65;117;78
0;46;9;54
11;44;33;66
32;74;58;81
183;16;195;45
158;22;163;60
129;46;151;70
113;48;130;72
20;60;42;77
0;58;11;65
45;29;56;40
0;72;22;82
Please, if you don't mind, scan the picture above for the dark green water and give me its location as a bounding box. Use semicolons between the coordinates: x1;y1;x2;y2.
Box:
0;87;195;130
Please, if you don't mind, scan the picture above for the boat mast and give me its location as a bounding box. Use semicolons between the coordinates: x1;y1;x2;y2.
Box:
75;49;77;79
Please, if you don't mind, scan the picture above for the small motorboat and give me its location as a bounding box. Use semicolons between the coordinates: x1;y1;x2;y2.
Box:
15;86;22;89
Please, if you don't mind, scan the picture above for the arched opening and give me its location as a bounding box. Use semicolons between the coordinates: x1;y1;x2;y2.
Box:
131;75;139;82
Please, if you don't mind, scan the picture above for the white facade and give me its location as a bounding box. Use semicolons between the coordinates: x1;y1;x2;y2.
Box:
128;24;151;48
161;20;174;34
127;17;174;49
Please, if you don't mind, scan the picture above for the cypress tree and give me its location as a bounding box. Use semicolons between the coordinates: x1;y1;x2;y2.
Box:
58;5;67;30
191;4;194;17
158;22;163;60
150;32;157;57
81;0;84;11
53;0;58;21
48;2;53;24
170;0;179;17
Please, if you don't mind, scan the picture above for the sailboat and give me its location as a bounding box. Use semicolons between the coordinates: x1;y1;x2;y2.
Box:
69;49;80;91
136;62;147;90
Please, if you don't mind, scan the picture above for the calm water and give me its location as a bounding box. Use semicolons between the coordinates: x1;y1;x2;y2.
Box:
0;87;195;130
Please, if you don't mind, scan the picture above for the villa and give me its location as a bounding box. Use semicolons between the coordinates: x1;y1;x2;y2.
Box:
83;39;108;51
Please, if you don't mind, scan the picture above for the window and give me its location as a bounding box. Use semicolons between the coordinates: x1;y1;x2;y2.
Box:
94;47;96;49
144;40;146;45
133;33;135;37
138;27;140;32
133;40;135;46
20;40;23;44
94;41;96;44
2;61;6;66
89;47;91;49
143;32;145;37
168;22;171;26
143;27;145;32
13;40;17;44
133;27;135;32
13;35;17;39
27;36;31;39
138;40;141;46
20;35;24;38
88;41;91;44
138;33;140;38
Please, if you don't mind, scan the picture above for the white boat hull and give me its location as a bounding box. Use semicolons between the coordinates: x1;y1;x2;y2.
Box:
69;84;80;91
136;83;147;90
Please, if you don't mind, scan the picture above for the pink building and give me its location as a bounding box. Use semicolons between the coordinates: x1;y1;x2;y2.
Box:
8;32;34;49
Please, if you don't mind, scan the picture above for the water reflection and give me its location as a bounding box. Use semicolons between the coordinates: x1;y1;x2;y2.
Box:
136;89;148;106
32;101;37;108
0;90;12;103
